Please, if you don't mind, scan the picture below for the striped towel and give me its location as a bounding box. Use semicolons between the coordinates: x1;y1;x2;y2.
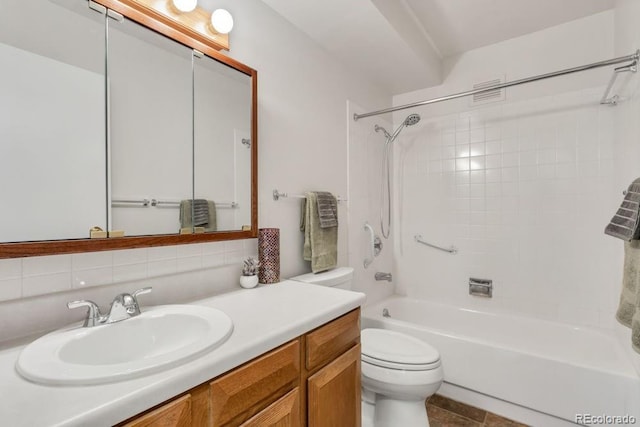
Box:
192;199;210;227
315;192;338;229
605;178;640;241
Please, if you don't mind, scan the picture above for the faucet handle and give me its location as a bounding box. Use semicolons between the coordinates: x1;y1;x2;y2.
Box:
131;287;152;313
67;300;103;327
132;287;152;302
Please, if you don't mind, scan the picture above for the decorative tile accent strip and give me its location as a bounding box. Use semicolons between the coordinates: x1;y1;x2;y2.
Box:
258;228;280;284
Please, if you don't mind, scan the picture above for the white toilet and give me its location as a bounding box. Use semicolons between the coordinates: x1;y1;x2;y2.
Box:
290;267;443;427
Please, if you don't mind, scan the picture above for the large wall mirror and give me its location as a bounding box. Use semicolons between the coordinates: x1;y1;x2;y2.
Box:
0;0;257;258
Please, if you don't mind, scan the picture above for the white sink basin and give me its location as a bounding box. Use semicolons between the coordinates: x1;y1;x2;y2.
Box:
16;305;233;385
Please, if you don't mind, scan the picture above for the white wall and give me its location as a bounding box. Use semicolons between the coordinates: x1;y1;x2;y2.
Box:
210;0;390;279
0;0;390;342
391;12;624;329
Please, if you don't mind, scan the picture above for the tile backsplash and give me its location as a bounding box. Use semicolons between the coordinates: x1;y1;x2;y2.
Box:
0;239;258;303
0;239;258;342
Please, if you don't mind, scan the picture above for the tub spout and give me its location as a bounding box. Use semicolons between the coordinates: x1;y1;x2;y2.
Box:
375;272;392;282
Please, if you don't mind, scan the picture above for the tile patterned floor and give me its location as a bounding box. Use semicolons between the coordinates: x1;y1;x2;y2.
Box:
426;395;529;427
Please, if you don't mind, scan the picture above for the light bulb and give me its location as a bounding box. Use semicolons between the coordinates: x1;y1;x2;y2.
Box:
211;9;233;34
172;0;197;13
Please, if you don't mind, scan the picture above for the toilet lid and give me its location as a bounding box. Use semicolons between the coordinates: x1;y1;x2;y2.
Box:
361;329;440;370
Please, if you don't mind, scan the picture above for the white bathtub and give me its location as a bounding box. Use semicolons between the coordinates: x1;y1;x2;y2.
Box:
362;296;640;426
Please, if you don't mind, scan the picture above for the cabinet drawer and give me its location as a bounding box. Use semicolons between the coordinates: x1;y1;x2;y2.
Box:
240;388;300;427
122;394;191;427
306;309;360;372
211;339;300;426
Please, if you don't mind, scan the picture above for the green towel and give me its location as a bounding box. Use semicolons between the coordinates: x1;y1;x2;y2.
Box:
300;192;337;273
179;200;217;232
617;240;640;353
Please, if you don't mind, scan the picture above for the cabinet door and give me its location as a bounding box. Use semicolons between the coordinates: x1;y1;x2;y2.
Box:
240;388;300;427
307;344;361;427
122;394;191;427
211;339;300;426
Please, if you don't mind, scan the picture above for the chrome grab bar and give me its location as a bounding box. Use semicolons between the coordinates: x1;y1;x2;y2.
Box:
414;235;457;254
364;223;382;268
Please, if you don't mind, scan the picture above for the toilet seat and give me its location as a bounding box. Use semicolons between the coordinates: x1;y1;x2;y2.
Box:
361;329;440;371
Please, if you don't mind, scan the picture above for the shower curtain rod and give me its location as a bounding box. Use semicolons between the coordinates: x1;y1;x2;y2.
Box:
353;50;640;121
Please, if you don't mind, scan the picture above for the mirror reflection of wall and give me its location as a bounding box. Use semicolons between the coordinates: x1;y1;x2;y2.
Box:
194;55;252;232
108;16;193;237
0;0;106;243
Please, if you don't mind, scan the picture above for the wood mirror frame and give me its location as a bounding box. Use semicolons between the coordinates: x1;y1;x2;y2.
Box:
0;0;257;259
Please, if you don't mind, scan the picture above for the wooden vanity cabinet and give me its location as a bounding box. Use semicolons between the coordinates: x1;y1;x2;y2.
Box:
122;394;192;427
210;340;301;425
118;308;360;427
303;309;361;427
240;388;301;427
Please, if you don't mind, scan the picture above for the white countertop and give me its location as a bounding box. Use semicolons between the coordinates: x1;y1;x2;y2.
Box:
0;281;365;427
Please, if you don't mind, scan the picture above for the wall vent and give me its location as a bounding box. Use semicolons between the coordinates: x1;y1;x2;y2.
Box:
469;77;505;106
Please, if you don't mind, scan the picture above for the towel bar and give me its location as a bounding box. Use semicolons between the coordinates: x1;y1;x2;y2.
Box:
272;189;347;202
111;198;238;208
414;235;457;254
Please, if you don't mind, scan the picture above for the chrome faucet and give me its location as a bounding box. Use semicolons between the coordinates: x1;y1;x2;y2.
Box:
375;272;392;282
67;287;152;327
66;300;103;327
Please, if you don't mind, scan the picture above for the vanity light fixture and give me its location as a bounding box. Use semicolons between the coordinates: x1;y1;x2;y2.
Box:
172;0;197;13
210;9;234;34
132;0;230;50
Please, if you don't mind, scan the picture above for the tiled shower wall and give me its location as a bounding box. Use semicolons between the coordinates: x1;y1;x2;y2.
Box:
391;10;624;330
394;89;620;328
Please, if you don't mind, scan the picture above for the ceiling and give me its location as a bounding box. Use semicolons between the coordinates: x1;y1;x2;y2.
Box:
261;0;615;94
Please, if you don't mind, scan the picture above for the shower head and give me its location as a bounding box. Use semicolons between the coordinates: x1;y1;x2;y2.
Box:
404;113;421;126
388;113;421;143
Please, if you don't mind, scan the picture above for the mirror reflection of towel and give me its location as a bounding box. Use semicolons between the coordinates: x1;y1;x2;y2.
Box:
180;199;217;232
192;199;210;227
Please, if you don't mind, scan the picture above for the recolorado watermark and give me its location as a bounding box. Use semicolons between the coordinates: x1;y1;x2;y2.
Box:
575;414;637;425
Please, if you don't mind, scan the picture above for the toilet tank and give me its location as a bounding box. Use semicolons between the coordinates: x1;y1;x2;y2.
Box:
290;267;354;290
